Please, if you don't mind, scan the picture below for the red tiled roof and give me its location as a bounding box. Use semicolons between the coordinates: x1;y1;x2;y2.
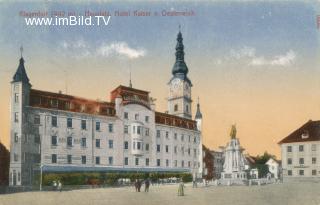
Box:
155;112;197;131
29;89;115;116
278;120;320;144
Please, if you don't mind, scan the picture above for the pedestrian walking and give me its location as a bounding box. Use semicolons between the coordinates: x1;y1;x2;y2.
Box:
134;179;139;192
57;180;62;192
145;179;150;192
178;180;185;196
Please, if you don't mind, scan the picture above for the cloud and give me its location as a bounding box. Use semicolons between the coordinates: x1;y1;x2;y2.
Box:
97;42;146;59
59;40;146;59
226;46;296;67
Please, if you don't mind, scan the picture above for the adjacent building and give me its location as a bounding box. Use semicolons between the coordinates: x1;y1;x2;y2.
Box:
9;30;203;186
211;148;224;179
279;120;320;179
265;158;280;179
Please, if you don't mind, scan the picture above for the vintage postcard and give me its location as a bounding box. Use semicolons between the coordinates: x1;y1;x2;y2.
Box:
0;1;319;204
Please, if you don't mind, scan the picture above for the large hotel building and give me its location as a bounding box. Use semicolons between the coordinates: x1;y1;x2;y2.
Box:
9;31;203;186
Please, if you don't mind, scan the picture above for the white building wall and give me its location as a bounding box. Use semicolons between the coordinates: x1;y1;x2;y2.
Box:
281;141;320;178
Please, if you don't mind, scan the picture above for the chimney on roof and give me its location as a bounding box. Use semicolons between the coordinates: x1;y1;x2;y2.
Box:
58;90;62;94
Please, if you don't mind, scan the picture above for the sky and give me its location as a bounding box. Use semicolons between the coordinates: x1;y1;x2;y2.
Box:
0;1;320;158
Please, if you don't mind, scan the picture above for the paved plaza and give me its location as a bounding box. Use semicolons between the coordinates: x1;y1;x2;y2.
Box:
0;181;319;205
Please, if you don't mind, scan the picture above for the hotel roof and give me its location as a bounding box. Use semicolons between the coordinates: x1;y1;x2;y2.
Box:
278;120;320;144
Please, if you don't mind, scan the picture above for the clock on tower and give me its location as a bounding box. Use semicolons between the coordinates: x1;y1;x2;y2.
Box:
167;29;192;119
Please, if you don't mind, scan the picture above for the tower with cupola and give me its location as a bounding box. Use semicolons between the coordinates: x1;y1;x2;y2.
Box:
168;29;192;119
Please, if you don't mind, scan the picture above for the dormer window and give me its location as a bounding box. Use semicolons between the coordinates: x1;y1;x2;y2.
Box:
301;130;309;139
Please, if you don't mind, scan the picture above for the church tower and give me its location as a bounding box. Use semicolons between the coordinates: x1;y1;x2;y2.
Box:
168;29;192;119
9;47;32;186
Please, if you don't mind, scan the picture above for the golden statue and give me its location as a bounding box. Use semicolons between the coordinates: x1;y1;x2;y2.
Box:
230;124;237;139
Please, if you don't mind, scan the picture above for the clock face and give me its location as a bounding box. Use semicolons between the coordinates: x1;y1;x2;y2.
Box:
172;78;181;89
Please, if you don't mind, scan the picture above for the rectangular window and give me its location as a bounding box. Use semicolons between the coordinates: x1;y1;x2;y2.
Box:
288;170;292;176
82;156;86;164
109;157;113;165
157;130;160;138
14;93;19;103
174;146;177;154
14;133;18;143
124;141;129;150
81;138;86;148
188;135;191;142
166;145;169;153
51;116;57;127
124;125;129;134
312;170;317;176
124;157;128;165
157;144;161;152
181;160;184;167
51;136;57;146
96;139;100;148
146;143;149;151
194;136;197;143
157;159;160;167
67;118;72;128
52;154;57;163
181;147;184;155
137;142;141;150
312;157;316;164
188;161;191;168
135;157;139;166
174;133;177;140
67;137;72;147
287;158;292;165
109;140;113;149
181;134;184;141
124;112;128;119
67;155;72;164
34;115;40;124
35;135;40;144
312;144;317;151
166;159;169;167
95;157;100;165
81;120;86;130
287;146;292;152
194;149;197;158
188;148;191;156
299;158;304;165
14;112;19;123
299;145;304;152
299;170;304;176
108;124;113;132
166;131;169;139
135;114;139;120
137;126;141;135
174;160;178;167
146;158;149;166
14;154;18;161
145;128;149;136
96;122;100;131
145;116;149;123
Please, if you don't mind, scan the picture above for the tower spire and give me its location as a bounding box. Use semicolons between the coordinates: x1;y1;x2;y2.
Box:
129;67;132;88
172;27;189;77
12;46;30;85
20;45;23;58
195;97;202;119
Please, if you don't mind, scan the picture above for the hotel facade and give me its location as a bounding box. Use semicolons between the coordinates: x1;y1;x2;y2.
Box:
279;120;320;179
9;31;203;186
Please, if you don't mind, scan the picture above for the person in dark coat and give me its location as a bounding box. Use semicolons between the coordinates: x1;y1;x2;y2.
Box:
145;179;150;192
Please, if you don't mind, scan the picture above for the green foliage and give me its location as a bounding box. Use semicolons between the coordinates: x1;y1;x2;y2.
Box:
42;172;192;186
255;152;276;164
253;164;269;178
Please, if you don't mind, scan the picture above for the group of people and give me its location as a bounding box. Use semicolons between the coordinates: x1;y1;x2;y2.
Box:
134;179;150;192
133;178;185;197
52;180;62;192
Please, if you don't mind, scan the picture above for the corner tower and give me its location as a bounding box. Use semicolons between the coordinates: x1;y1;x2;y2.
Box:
167;29;192;119
9;47;32;186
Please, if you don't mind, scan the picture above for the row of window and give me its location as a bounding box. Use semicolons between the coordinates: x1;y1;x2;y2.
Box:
51;154;197;168
287;157;317;165
13;133;40;144
287;169;318;176
51;136;113;149
156;144;197;157
50;116;114;132
124;112;149;123
287;144;317;152
156;130;198;143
